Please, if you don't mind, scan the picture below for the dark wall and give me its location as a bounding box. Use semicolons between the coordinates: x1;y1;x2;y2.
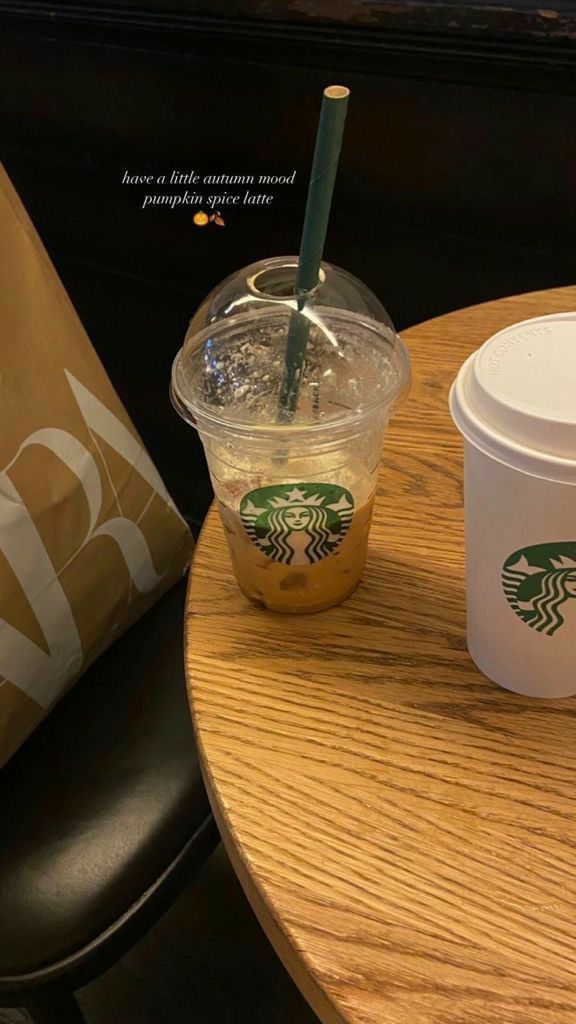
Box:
1;1;574;525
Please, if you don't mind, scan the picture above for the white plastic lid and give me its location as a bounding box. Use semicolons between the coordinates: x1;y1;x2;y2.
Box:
450;312;576;484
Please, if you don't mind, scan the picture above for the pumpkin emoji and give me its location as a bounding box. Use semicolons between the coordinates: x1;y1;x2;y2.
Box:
193;211;209;227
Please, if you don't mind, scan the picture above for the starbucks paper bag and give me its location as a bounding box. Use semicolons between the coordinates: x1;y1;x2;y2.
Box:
0;166;193;766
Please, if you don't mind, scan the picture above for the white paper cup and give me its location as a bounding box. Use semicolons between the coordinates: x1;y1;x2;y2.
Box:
450;312;576;698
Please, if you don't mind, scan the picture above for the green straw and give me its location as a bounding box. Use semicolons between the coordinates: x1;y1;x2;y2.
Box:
277;85;350;422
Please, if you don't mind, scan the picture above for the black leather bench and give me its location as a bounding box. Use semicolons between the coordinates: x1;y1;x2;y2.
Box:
0;579;218;1024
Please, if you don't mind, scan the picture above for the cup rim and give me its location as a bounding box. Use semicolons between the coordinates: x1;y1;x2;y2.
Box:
172;305;411;439
246;259;326;302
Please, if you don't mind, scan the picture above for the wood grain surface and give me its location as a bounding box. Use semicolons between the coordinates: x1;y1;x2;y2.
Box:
185;286;576;1024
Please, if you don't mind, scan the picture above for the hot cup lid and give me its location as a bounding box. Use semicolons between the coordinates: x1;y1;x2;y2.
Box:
450;312;576;484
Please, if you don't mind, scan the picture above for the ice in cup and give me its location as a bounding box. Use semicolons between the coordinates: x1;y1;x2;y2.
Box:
171;305;410;613
450;312;576;698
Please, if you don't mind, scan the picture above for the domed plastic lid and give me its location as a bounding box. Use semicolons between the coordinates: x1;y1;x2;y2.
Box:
172;304;410;437
188;256;395;337
450;312;576;483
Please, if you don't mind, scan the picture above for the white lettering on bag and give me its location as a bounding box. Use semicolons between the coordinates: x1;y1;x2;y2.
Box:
0;472;83;707
0;371;184;708
65;371;178;510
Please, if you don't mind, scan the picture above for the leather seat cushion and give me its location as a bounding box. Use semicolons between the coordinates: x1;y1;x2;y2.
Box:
0;578;210;978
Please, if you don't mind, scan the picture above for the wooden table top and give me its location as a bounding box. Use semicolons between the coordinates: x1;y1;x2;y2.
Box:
185;286;576;1024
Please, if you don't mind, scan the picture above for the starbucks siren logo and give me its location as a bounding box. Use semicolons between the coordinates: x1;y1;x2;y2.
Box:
502;542;576;636
240;483;355;566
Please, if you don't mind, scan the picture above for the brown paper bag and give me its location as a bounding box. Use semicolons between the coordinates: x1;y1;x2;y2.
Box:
0;166;193;766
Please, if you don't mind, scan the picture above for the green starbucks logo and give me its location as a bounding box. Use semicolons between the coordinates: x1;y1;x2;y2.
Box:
502;542;576;636
240;483;354;566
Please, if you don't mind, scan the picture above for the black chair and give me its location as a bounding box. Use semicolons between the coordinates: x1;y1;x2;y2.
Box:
0;578;219;1024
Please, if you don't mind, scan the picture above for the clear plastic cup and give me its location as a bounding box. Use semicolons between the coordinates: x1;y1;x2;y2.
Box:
450;312;576;697
172;304;410;613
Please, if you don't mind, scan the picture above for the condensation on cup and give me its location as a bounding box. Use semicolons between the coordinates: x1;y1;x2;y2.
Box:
450;312;576;698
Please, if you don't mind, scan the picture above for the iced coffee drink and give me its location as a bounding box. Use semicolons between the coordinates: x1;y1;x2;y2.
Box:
171;305;410;613
219;485;374;613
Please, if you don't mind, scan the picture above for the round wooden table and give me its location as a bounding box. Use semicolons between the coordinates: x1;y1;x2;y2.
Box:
185;286;576;1024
